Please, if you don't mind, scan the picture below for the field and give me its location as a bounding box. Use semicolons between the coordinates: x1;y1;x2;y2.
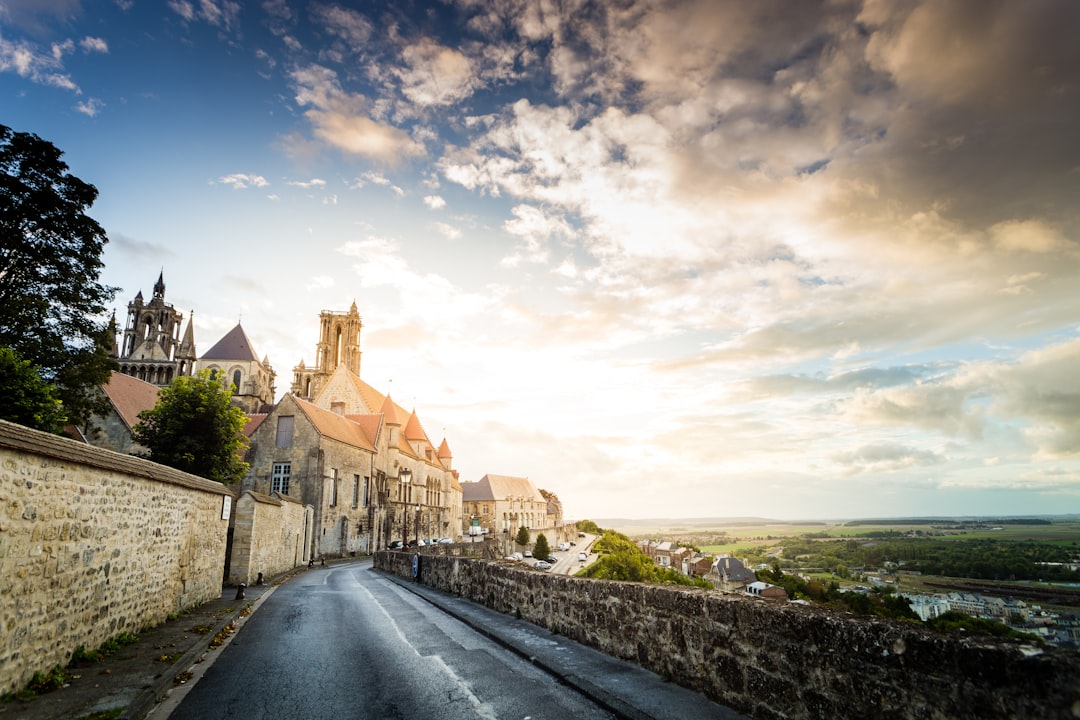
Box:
592;516;1080;610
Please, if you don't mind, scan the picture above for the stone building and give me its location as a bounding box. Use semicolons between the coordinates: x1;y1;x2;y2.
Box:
78;371;159;454
460;474;557;544
242;305;462;558
196;323;276;413
116;272;196;386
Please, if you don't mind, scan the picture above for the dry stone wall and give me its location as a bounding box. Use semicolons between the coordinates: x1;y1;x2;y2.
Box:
376;551;1080;720
228;491;313;585
0;420;230;694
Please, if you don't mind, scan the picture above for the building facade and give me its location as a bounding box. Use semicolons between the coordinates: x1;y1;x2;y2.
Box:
242;306;462;558
196;323;276;413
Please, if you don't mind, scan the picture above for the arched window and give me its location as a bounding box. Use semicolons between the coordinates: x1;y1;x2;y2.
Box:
232;369;242;392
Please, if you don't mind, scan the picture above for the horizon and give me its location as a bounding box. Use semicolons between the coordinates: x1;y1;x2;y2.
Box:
2;1;1079;521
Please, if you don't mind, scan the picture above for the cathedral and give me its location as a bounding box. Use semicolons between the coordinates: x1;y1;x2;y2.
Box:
116;271;195;386
113;272;275;412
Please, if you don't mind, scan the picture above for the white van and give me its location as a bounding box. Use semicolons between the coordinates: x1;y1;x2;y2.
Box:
578;552;587;562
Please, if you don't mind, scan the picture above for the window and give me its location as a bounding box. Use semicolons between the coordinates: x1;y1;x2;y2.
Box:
352;475;359;508
329;469;338;506
232;369;242;392
271;462;291;494
275;416;294;448
362;476;369;507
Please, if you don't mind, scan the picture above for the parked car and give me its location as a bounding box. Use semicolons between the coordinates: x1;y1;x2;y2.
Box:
533;560;552;570
523;550;532;558
388;540;403;550
509;552;523;561
578;552;588;562
438;538;453;544
546;556;558;564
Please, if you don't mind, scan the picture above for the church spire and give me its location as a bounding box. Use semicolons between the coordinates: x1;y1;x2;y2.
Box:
152;270;165;301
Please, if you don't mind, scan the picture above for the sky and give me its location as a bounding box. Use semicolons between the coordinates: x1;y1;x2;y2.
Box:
2;0;1079;522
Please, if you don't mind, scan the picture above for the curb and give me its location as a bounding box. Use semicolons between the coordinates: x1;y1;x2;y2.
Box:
118;586;273;720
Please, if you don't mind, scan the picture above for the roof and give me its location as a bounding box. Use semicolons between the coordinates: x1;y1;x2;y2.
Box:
292;396;378;452
101;372;160;431
243;413;269;437
461;474;544;503
201;323;260;362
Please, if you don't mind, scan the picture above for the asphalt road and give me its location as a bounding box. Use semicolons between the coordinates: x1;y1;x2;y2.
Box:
165;559;617;720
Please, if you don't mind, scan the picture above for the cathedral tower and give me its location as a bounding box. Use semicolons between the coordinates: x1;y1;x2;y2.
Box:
117;271;196;386
291;302;362;400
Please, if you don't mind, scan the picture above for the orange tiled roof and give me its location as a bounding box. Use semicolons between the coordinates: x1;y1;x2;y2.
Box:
101;372;160;431
243;413;268;437
437;437;452;459
293;396;376;453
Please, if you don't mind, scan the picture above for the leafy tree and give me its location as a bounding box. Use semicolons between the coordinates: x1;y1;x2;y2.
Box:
576;519;602;535
515;525;530;547
133;370;249;483
0;124;117;428
533;533;550;559
0;347;66;432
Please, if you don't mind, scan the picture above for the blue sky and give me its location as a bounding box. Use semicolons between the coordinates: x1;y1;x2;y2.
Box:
3;0;1079;521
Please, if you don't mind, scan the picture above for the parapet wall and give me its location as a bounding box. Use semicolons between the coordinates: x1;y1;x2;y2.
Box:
0;420;230;694
376;551;1080;720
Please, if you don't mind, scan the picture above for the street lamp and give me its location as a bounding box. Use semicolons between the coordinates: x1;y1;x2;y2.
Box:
400;468;412;547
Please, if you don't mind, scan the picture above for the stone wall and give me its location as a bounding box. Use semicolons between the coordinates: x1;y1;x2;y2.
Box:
375;552;1080;720
228;491;313;585
0;420;230;694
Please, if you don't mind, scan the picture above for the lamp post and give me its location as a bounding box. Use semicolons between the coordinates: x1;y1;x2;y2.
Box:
400;468;412;547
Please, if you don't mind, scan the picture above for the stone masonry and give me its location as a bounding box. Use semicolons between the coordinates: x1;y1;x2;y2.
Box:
0;420;230;694
228;491;313;586
376;552;1080;720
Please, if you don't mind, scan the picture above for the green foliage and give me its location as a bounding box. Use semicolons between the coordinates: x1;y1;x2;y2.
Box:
0;124;117;428
0;347;66;432
533;533;550;559
134;370;250;483
576;519;602;534
514;525;530;546
756;566;919;621
69;644;100;664
578;530;710;588
926;611;1041;642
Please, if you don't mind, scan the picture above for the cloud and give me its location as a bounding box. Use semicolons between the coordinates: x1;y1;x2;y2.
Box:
434;222;461;240
0;36;79;92
215;173;269;189
309;3;372;51
168;0;241;31
423;195;445;210
394;38;476;107
500;204;574;267
290;64;425;163
79;36;108;53
350;171;405;197
75;97;104;116
832;443;946;476
287;178;327;189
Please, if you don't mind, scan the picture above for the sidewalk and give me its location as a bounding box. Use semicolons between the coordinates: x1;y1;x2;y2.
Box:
0;572;293;720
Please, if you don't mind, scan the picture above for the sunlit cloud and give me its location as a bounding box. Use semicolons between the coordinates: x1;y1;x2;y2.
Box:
214;173;269;189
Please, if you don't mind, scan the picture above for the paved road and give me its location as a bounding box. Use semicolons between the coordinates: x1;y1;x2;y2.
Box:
166;560;616;720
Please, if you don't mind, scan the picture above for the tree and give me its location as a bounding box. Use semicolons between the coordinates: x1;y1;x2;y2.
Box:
0;124;117;428
515;525;530;547
0;347;66;432
133;370;250;483
533;533;550;559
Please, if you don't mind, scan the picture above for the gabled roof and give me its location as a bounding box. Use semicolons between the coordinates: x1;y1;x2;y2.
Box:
101;372;160;431
292;396;377;453
201;323;260;362
461;474;544;503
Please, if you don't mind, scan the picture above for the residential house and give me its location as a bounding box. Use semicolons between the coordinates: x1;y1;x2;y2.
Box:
460;474;554;543
746;581;788;600
707;556;757;593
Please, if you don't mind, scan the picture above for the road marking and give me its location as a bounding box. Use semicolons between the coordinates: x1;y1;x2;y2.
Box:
360;578;499;720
